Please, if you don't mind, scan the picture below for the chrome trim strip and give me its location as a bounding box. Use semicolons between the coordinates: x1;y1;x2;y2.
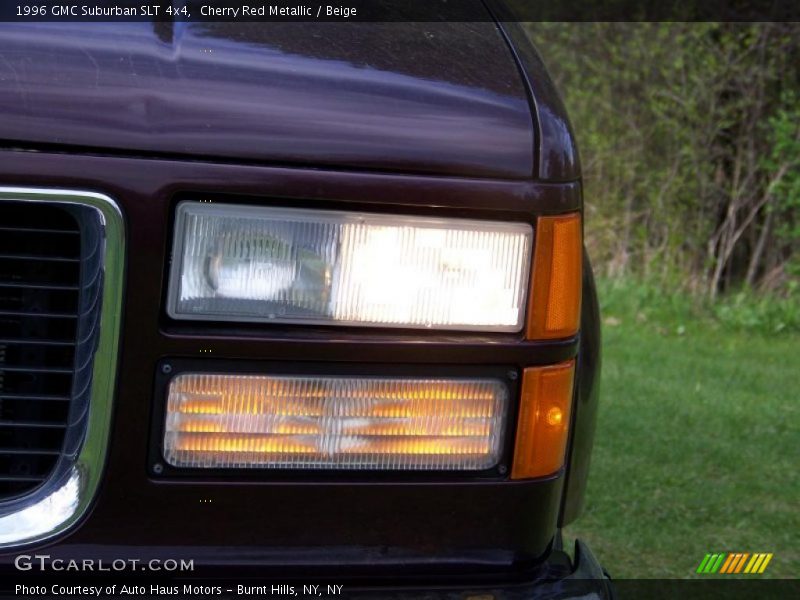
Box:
0;187;124;548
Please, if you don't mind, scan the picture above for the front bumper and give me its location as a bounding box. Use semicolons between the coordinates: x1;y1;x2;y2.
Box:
338;540;614;599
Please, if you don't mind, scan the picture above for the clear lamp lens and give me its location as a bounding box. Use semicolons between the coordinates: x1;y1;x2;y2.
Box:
168;202;532;331
163;373;508;470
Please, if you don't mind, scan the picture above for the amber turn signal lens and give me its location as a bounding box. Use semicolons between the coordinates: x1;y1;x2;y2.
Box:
527;213;582;339
511;360;575;480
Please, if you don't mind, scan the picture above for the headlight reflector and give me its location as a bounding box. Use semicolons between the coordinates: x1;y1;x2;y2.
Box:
167;202;532;331
163;373;509;471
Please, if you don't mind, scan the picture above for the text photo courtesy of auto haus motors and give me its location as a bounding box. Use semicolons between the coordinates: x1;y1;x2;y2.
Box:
0;2;797;600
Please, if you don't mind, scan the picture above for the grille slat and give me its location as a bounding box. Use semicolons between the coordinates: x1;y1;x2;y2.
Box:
0;448;61;455
0;475;48;483
0;201;90;500
0;226;80;235
0;310;77;319
0;421;67;429
0;338;76;347
0;254;80;263
0;365;74;374
0;282;80;291
0;393;71;402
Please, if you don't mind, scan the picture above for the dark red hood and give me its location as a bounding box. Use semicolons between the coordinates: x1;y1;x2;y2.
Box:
0;20;534;178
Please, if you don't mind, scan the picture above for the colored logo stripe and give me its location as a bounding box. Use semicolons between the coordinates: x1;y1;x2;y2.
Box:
698;553;773;574
697;553;726;573
750;553;773;574
723;553;749;573
718;553;734;573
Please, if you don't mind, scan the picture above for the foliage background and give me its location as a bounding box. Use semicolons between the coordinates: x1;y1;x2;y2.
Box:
523;24;799;578
526;23;799;317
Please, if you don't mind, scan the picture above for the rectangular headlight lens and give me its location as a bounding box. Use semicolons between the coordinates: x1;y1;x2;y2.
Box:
167;202;532;331
163;373;508;470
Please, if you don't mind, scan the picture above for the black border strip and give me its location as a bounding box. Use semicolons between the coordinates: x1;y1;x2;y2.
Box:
2;0;799;23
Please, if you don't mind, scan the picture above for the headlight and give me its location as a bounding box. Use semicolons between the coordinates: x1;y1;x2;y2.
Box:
163;373;508;471
167;202;532;331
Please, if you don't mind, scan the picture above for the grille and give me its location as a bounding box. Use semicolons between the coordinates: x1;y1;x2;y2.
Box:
0;201;102;501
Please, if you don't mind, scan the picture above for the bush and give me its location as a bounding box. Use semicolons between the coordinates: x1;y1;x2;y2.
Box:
712;284;800;333
597;277;800;335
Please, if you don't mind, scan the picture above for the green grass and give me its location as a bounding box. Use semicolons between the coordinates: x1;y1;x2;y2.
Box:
564;280;799;578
